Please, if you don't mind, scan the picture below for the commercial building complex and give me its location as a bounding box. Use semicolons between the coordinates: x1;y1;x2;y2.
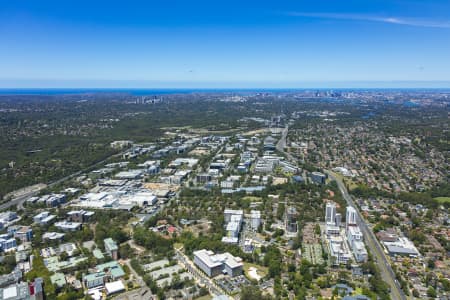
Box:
325;204;367;264
193;249;243;278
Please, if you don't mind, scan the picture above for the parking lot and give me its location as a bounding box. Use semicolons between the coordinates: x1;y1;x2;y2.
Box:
215;275;251;294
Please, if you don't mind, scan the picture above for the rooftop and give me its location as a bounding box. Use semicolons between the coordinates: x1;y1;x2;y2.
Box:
104;238;118;251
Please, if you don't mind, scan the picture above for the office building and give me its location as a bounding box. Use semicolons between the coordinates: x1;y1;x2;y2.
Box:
346;206;358;227
0;212;18;227
335;213;342;227
285;206;298;235
325;203;336;225
311;172;326;184
328;237;352;265
347;226;363;245
224;209;243;223
13;226;33;243
223;210;243;240
351;240;368;262
196;173;212;184
193;249;243;278
250;210;261;231
66;210;95;223
54;221;82;232
33;212;55;226
104;238;118;260
0;238;17;252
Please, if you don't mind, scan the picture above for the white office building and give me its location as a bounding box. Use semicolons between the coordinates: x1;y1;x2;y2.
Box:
325;203;336;225
54;221;82;232
193;249;243;278
346;226;368;262
224;209;243;223
347;226;362;244
250;210;261;231
351;240;368;262
346;206;358;227
33;211;56;225
328;237;352;265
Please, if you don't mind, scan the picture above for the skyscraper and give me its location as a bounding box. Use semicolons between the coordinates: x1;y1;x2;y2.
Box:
325;202;336;225
285;206;298;235
335;213;342;227
346;206;357;228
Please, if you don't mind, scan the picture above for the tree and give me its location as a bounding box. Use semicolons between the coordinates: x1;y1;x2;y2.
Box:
119;243;134;259
241;286;272;300
427;286;436;298
0;255;16;275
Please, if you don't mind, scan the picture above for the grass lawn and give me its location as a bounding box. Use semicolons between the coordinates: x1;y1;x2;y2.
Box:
242;196;262;202
330;171;358;191
195;295;212;300
173;242;184;250
243;262;268;280
332;171;358;190
353;287;363;295
435;197;450;204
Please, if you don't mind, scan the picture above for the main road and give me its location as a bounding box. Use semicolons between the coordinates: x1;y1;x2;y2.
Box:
274;124;405;300
0;147;131;211
326;171;407;300
276;125;296;163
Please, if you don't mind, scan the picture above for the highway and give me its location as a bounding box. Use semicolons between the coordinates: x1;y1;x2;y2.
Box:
326;171;407;300
276;125;296;163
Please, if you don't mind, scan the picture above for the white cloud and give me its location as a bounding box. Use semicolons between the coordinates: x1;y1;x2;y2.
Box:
287;12;450;29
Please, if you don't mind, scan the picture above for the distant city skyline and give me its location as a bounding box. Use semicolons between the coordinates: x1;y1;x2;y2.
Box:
1;0;450;87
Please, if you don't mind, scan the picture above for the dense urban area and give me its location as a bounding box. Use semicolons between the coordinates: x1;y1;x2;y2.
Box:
0;90;448;300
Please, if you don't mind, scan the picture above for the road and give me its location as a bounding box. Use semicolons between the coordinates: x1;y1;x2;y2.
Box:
125;259;148;290
326;171;407;300
274;124;405;300
175;248;226;297
276;126;296;163
0;190;41;211
0;147;131;211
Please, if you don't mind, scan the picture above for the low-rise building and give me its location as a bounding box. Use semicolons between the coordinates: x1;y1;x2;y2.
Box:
311;172;326;184
0;212;18;227
54;221;82;232
193;249;243;278
83;272;106;289
383;237;420;257
13;226;33;243
104;238;118;260
66;210;95;223
0;238;17;252
96;261;125;280
33;212;55;226
50;273;66;288
42;232;65;242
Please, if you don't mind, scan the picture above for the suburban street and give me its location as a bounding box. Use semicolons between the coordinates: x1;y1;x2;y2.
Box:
276;125;406;300
326;171;407;300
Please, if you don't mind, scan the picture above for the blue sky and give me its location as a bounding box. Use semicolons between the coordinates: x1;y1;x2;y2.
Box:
1;0;450;88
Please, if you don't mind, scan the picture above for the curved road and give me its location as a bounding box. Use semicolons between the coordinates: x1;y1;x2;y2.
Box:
326;171;406;300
